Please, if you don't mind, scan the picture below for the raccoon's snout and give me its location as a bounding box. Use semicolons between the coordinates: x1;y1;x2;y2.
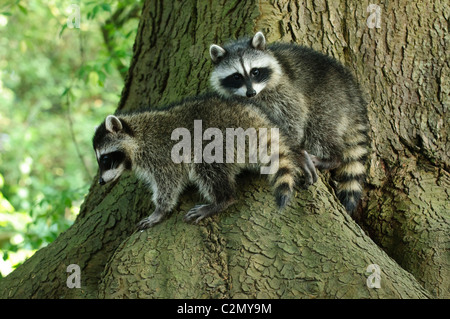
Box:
99;177;106;185
246;89;256;97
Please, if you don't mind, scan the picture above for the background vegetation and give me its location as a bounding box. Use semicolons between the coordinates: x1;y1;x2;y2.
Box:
0;0;141;278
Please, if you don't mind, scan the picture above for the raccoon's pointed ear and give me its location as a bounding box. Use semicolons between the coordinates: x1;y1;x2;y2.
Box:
105;115;123;133
210;44;226;63
251;32;266;50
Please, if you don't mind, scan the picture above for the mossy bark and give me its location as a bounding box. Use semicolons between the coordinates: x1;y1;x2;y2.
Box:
0;0;447;299
98;176;429;299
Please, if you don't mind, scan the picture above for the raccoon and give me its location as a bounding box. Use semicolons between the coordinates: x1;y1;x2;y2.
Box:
209;32;369;214
93;93;306;230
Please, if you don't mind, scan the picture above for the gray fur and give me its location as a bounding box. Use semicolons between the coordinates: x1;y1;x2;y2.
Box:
93;94;304;230
209;33;369;214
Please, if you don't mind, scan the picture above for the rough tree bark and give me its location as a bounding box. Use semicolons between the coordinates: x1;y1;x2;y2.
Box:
0;0;447;299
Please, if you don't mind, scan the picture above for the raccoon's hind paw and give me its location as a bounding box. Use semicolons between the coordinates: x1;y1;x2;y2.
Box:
297;150;318;188
184;204;212;224
297;150;319;189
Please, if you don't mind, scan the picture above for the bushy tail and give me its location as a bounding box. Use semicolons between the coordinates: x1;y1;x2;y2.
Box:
332;125;369;214
257;128;298;209
268;151;298;209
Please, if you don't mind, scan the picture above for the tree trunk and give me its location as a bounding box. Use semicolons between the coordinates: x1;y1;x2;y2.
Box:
1;0;447;299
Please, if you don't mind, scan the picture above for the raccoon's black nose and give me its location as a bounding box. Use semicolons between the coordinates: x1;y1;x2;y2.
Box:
99;177;106;185
246;89;256;97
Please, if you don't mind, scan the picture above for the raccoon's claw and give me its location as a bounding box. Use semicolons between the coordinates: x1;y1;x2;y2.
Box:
299;150;318;188
136;217;158;230
136;212;164;230
299;178;313;189
310;155;320;167
184;204;212;224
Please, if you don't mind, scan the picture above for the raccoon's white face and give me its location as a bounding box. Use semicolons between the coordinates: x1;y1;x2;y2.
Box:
93;115;133;185
209;32;282;98
210;57;275;97
95;148;128;185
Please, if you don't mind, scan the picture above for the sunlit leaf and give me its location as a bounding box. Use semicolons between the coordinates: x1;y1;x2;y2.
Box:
88;71;99;86
59;24;68;38
101;3;111;12
17;4;27;15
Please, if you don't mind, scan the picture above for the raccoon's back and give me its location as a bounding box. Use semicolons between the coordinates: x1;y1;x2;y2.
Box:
167;93;273;131
126;94;264;130
268;43;363;106
268;43;350;80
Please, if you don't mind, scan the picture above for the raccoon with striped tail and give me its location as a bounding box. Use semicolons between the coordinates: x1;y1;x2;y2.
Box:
92;94;307;230
209;32;369;215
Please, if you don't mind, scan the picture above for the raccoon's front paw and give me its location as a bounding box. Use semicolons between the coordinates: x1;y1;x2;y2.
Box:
136;212;164;230
184;204;212;224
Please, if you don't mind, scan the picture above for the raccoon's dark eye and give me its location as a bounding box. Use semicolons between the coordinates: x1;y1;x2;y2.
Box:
233;73;243;80
100;154;112;168
251;68;260;77
99;151;125;170
250;67;271;83
221;73;245;89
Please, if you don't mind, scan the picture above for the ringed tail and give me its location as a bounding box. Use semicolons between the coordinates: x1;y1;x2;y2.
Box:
332;124;369;214
268;151;297;209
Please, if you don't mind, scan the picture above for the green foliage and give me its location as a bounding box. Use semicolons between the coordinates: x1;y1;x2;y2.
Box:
0;0;141;278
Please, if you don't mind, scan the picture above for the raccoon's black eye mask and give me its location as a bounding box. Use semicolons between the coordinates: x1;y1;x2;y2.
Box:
221;67;272;89
222;73;245;88
99;151;125;170
250;67;271;83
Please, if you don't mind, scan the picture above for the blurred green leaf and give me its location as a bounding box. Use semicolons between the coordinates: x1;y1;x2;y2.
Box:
101;3;111;12
59;24;68;38
17;4;27;15
0;0;141;277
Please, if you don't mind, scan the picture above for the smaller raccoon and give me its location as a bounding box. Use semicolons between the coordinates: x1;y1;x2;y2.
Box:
92;94;305;230
209;32;369;214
